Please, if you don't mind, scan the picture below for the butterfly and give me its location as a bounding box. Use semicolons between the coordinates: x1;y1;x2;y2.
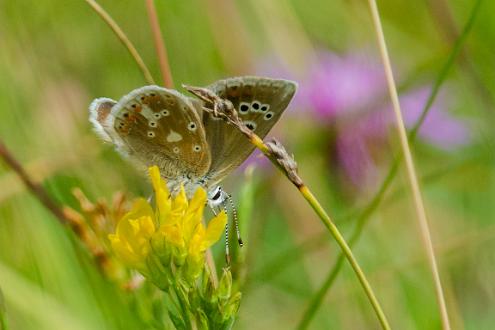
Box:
89;76;297;208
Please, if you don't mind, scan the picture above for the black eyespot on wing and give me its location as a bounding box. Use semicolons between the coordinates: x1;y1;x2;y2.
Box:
252;102;260;110
240;104;249;112
246;123;255;130
260;105;268;112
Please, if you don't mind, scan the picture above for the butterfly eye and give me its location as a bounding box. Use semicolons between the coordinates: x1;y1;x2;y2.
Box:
212;187;222;200
239;102;250;114
264;112;274;120
161;109;170;116
149;121;157;127
188;122;197;132
147;131;155;138
193;145;202;152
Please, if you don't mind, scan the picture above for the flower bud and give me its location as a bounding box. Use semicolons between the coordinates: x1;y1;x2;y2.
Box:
217;268;233;302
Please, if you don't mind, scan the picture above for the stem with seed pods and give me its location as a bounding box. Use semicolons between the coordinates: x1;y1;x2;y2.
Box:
250;136;390;330
185;85;391;330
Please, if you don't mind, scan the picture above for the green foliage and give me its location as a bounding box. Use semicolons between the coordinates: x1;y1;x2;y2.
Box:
1;0;495;329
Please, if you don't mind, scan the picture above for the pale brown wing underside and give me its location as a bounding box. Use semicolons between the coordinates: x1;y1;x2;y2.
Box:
199;76;297;186
101;86;211;179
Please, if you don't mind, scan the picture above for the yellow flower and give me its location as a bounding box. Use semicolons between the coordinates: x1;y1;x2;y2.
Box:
109;166;227;280
149;166;227;277
108;198;155;272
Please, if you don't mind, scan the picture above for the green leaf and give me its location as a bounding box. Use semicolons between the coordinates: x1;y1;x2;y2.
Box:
168;311;186;330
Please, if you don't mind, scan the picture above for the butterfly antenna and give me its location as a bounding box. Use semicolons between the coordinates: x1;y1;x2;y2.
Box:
221;204;231;265
228;193;243;247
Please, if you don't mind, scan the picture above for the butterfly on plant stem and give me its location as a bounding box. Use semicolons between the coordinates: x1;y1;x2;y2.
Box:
89;76;297;250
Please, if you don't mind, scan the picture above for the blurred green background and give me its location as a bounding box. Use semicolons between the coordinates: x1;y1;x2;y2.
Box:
1;0;494;329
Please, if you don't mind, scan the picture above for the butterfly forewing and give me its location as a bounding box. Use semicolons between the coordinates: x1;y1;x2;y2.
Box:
201;76;297;186
106;86;211;179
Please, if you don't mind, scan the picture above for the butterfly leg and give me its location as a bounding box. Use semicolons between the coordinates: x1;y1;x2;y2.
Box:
224;217;231;265
213;99;219;117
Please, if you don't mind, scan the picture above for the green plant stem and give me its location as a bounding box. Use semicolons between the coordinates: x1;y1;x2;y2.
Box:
297;0;482;327
247;135;390;329
252;149;480;291
299;186;390;330
84;0;155;85
297;162;397;329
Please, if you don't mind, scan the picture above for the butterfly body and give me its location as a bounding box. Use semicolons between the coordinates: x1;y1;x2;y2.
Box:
89;76;297;204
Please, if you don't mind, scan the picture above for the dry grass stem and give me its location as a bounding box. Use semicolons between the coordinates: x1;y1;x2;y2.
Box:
0;140;114;276
84;0;155;85
0;140;69;225
145;0;174;88
367;0;451;328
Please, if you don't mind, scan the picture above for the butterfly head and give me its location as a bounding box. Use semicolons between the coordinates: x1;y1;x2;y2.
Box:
207;186;228;208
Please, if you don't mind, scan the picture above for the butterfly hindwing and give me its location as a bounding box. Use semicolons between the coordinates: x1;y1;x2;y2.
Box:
200;76;297;186
92;86;211;180
89;97;117;142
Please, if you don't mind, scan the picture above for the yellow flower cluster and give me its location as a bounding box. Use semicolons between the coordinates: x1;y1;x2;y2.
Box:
109;166;227;280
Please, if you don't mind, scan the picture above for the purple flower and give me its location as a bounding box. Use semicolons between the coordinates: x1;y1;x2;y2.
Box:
258;50;471;189
399;87;471;149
